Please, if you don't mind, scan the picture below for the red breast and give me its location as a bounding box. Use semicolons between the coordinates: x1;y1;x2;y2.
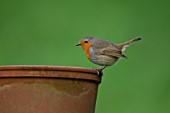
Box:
79;40;93;61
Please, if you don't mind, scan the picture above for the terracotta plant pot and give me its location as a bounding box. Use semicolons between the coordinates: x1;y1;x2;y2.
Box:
0;66;101;113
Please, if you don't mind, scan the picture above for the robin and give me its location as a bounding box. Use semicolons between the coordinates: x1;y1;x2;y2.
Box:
76;36;142;70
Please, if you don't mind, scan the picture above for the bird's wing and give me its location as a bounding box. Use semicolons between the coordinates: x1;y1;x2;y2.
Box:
101;47;127;58
91;38;127;58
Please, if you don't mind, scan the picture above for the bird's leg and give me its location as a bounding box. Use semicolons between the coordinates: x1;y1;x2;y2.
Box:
100;66;106;70
97;66;106;71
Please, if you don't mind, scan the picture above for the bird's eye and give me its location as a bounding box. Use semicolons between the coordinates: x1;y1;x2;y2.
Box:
84;41;88;43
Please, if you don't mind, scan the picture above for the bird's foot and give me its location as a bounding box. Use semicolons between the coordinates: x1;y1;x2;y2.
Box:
96;66;106;77
96;68;103;77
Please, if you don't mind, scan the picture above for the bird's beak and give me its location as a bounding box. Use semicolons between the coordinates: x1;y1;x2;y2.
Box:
76;43;81;46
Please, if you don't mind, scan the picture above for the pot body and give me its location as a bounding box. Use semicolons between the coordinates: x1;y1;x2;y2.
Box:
0;66;101;113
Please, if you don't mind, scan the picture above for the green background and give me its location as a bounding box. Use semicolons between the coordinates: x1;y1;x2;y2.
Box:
0;0;169;113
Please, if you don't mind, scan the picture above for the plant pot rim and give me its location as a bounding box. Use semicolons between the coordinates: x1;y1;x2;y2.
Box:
0;65;101;83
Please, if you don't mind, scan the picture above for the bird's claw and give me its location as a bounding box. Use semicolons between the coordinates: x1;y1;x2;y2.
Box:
96;68;103;77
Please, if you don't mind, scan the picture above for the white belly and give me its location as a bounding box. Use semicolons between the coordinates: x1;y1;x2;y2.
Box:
91;55;119;66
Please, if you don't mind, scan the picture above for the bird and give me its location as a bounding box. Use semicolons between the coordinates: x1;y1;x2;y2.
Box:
76;36;142;70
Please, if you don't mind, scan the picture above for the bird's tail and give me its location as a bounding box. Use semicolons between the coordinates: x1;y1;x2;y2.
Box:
118;37;142;51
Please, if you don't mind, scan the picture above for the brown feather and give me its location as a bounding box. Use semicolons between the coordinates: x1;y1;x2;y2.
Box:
102;48;127;58
117;37;142;51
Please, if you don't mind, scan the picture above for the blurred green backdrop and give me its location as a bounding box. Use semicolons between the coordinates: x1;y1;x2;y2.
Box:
0;0;170;113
